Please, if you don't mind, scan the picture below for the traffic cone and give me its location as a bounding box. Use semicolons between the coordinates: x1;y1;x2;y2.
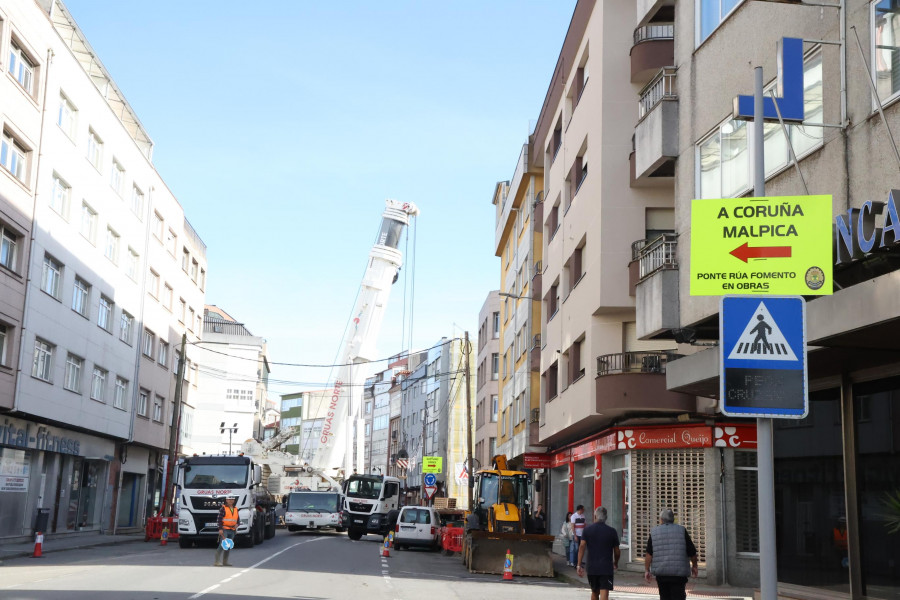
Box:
502;548;514;580
160;526;169;546
381;535;391;557
32;532;44;558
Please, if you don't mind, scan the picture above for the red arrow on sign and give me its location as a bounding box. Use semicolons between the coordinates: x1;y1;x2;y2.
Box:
729;242;792;263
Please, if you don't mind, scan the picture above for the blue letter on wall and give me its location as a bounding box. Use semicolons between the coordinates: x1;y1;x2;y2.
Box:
733;37;805;123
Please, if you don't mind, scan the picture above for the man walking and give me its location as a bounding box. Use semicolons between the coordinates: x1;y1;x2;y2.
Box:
576;507;620;600
644;508;699;600
214;495;239;567
569;505;587;567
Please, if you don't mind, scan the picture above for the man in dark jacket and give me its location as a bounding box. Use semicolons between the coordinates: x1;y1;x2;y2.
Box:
576;506;620;600
644;508;699;600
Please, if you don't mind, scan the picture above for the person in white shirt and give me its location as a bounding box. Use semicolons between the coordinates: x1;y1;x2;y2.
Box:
570;505;587;567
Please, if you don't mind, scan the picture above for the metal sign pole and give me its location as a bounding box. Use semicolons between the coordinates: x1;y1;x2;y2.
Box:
754;65;778;600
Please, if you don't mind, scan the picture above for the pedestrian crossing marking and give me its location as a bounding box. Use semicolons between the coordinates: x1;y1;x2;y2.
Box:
726;301;798;362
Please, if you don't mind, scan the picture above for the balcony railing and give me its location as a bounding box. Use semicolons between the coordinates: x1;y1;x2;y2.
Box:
638;66;677;120
532;334;541;349
596;350;681;377
631;233;678;279
532;261;542;278
633;24;674;45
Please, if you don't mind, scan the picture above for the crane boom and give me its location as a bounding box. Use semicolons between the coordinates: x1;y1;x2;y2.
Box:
312;200;419;480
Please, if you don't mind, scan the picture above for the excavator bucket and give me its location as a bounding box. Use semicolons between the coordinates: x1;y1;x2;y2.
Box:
463;531;556;577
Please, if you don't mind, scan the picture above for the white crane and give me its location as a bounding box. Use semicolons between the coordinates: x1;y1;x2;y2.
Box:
312;200;419;481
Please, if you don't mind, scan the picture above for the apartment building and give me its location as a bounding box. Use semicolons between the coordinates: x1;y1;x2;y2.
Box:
279;389;329;462
493;138;546;486
191;307;270;456
637;0;900;595
0;0;207;540
474;292;500;474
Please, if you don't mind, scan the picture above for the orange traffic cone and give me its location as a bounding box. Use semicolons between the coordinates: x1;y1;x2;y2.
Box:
160;526;169;546
32;532;44;558
502;548;514;580
381;535;391;557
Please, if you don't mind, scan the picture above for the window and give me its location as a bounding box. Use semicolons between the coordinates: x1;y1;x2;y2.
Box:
152;212;163;240
162;284;173;310
119;311;134;344
489;437;497;459
178;298;186;323
98;296;113;331
549;117;562;161
182;247;190;272
64;353;83;392
1;225;18;271
1;130;28;182
32;339;53;381
698;0;744;45
41;254;62;299
105;228;119;263
545;361;559;401
735;451;759;553
875;1;900;105
90;367;107;402
8;42;35;93
114;377;128;409
110;160;124;196
79;202;97;244
568;245;584;291
0;323;7;367
698;51;823;199
188;307;195;332
51;174;70;218
190;258;199;282
126;248;139;280
153;395;163;422
149;269;160;298
547;282;559;320
547;201;560;240
491;353;499;380
57;93;76;139
158;341;169;367
570;338;584;382
71;277;90;317
166;229;177;255
86;129;103;169
142;329;155;358
199;268;206;291
137;389;149;417
492;311;500;337
491;395;498;422
131;185;144;218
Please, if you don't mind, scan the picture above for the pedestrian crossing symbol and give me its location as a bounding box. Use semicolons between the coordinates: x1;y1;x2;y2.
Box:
726;302;798;361
720;296;808;419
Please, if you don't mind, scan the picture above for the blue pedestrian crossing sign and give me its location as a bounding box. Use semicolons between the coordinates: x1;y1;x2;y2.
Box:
720;296;808;418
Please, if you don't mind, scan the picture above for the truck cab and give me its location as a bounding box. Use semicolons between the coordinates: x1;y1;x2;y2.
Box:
175;455;277;548
343;474;401;540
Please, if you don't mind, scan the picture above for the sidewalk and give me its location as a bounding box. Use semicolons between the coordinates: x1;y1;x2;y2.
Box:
0;531;146;562
552;553;754;599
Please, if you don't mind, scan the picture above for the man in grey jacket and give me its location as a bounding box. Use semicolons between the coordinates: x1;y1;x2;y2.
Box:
643;508;699;600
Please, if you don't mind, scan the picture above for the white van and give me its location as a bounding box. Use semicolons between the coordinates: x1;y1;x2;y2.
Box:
393;506;440;550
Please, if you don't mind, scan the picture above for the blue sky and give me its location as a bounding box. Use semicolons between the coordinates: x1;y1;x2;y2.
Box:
63;1;576;396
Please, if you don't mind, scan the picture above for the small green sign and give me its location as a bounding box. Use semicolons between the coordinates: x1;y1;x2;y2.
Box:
422;457;442;473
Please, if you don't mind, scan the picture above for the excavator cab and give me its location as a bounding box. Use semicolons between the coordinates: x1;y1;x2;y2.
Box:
474;472;530;534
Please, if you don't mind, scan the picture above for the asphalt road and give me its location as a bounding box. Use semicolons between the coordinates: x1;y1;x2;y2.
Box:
0;529;585;600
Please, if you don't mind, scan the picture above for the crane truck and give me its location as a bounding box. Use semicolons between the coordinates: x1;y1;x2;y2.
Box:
295;200;418;539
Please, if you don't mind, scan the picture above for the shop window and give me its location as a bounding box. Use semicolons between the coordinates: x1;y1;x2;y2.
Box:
734;451;759;553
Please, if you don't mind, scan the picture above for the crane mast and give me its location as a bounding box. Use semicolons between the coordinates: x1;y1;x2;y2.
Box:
312;200;419;481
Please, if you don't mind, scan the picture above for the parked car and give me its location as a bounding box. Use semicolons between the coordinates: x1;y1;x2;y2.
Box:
393;506;440;551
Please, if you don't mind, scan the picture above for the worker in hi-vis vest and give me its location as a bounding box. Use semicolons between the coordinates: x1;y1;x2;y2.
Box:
214;495;239;567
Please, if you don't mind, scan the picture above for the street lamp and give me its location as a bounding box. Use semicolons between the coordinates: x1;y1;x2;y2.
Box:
220;422;238;454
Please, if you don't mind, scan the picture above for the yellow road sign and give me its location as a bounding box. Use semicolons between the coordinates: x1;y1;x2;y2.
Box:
422;457;442;473
690;195;832;296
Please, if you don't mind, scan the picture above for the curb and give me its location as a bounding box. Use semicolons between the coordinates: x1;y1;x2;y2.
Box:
0;537;146;562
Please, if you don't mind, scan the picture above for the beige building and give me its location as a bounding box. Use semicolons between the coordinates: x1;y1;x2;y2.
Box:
474;292;500;472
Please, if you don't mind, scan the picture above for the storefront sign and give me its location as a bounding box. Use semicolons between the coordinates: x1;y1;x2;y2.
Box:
617;426;713;450
713;425;758;448
522;453;551;469
0;475;28;492
550;449;571;468
834;190;900;265
1;419;81;455
571;434;617;461
690;195;833;296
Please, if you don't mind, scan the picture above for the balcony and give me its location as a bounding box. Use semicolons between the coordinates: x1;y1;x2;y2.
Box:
633;67;677;186
631;24;674;84
532;260;542;300
528;408;541;446
595;350;693;415
633;234;680;339
637;0;675;28
530;334;541;372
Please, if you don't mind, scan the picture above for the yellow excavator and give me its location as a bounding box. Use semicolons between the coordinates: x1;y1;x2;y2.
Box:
462;455;555;577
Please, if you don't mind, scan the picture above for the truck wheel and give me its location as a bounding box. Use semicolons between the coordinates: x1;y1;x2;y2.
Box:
254;519;264;544
347;529;363;541
239;532;255;548
178;536;192;549
265;515;276;539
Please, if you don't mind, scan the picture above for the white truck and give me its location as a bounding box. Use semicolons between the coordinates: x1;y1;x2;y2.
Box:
175;454;277;548
284;490;346;532
343;473;402;540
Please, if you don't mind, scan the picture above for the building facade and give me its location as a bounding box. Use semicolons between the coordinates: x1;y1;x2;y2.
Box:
0;0;207;541
474;292;500;473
